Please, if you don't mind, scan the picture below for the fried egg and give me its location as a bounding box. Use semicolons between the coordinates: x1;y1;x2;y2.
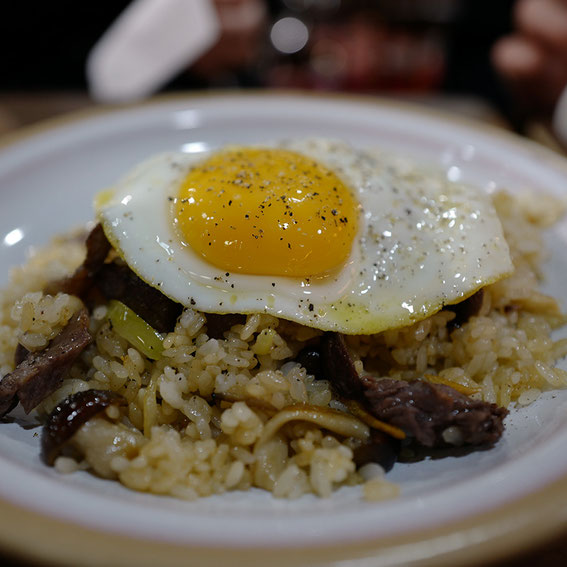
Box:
95;138;513;334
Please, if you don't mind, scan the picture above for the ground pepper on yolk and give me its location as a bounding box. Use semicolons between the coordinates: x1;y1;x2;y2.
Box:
173;147;360;276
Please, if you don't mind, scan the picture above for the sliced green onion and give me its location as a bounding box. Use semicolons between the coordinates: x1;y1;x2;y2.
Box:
107;300;164;360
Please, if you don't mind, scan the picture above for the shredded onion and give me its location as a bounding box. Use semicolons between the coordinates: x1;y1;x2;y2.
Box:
344;400;406;440
423;374;480;396
255;404;370;447
107;300;164;360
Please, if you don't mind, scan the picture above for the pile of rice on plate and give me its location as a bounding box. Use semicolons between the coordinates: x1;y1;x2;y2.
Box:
1;138;566;502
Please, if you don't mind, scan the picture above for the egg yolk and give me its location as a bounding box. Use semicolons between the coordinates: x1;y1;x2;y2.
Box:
174;147;359;277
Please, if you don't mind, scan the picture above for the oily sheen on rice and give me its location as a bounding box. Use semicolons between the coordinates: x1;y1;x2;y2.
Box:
1;184;566;500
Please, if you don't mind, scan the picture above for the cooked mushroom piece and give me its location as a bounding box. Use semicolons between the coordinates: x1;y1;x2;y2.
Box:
41;389;126;466
352;430;401;472
445;288;485;330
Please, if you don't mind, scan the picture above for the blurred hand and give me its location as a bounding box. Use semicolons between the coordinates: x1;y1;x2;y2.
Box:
492;0;567;115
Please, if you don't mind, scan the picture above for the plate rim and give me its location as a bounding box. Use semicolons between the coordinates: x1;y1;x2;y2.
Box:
1;469;566;567
1;89;567;566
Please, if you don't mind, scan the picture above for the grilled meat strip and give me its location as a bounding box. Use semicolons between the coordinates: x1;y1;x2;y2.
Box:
46;223;182;333
45;223;111;298
0;308;91;417
315;332;507;448
361;376;507;448
94;261;182;333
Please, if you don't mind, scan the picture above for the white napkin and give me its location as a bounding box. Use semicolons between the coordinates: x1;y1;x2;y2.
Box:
87;0;220;103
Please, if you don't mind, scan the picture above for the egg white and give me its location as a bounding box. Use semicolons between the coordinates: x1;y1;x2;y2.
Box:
95;138;513;334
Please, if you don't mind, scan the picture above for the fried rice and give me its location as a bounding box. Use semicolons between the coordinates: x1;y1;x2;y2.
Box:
0;190;566;501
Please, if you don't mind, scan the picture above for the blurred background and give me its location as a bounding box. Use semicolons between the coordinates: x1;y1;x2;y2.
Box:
0;0;564;146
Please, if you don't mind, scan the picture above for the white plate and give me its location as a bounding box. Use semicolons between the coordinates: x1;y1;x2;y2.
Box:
1;92;567;567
